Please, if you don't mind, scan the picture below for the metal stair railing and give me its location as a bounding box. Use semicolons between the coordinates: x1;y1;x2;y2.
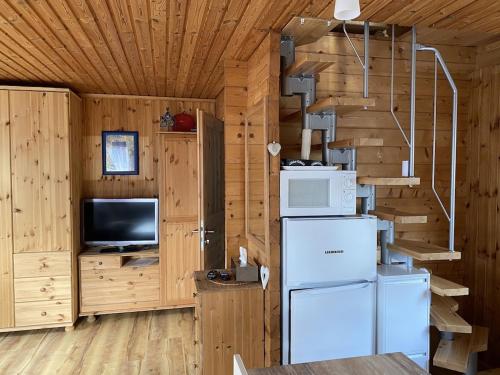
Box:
389;25;458;253
416;43;458;252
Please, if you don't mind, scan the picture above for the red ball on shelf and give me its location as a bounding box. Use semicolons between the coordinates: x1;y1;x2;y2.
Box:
173;112;196;132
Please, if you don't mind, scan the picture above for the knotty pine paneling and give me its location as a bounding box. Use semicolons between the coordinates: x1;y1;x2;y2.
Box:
81;95;215;199
280;34;476;280
464;53;500;368
246;31;281;366
223;60;248;263
1;1;498;98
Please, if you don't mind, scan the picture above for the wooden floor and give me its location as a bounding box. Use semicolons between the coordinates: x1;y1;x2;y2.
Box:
0;309;196;375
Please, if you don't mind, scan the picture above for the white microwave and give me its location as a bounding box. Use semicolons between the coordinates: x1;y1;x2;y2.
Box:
280;169;357;217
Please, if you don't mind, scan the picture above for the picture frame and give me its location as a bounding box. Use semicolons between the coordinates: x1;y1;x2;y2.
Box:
102;131;139;175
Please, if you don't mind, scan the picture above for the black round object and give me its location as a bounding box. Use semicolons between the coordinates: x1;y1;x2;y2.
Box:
207;270;219;280
310;160;324;166
219;270;231;281
288;159;306;166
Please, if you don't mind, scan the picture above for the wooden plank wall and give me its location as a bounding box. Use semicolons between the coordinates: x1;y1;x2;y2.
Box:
280;34;476;279
222;60;249;262
246;32;281;366
81;95;215;198
464;43;500;368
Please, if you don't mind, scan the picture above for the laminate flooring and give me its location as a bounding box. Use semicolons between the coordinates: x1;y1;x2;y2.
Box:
0;308;195;375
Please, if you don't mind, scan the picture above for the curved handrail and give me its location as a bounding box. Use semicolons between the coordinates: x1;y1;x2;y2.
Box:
416;44;458;252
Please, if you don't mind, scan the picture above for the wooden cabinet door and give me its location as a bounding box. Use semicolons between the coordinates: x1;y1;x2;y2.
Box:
9;91;72;253
163;222;200;304
159;133;200;305
0;90;14;328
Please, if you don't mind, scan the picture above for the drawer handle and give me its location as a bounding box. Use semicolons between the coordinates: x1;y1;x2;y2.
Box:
99;276;104;280
41;311;47;317
98;261;103;265
40;287;46;292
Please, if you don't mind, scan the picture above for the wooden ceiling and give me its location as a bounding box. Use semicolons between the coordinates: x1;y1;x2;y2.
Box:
0;0;498;98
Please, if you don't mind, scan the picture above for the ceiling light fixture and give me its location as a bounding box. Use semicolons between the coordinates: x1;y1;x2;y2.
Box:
334;0;360;20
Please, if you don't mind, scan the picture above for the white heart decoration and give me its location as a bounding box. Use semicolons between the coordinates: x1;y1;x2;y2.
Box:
260;266;270;290
267;142;281;157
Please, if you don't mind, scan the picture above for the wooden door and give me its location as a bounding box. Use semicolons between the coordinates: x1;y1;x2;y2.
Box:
0;90;14;328
159;133;201;306
9;91;71;253
197;110;225;269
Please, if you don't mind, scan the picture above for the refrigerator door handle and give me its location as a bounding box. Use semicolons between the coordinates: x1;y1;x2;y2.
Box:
292;281;372;296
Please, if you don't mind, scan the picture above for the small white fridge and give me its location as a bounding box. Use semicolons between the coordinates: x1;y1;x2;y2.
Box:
377;264;430;370
281;216;377;365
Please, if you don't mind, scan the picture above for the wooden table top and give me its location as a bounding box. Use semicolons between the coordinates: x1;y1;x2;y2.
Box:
247;353;428;375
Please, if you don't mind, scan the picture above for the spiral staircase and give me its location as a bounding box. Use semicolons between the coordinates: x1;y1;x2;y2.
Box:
280;16;488;375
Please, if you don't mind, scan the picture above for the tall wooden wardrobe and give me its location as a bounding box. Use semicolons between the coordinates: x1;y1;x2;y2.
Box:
0;87;81;332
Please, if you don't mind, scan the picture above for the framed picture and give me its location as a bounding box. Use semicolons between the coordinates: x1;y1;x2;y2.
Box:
102;131;139;175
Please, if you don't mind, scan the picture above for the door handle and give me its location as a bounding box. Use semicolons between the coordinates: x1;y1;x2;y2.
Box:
205;230;215;234
192;229;199;233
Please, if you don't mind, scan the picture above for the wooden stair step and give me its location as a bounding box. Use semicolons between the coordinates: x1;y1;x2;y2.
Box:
307;96;376;115
328;137;383;149
282;17;340;47
431;303;471;334
432;294;459;313
357;176;420;186
285;53;335;76
387;239;460;261
434;336;471;373
433;326;489;373
431;275;469;297
369;206;427;224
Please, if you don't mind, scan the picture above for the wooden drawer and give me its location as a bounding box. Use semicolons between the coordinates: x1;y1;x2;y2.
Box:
80;255;122;271
14;252;71;278
15;300;72;327
14;276;71;303
80;265;160;308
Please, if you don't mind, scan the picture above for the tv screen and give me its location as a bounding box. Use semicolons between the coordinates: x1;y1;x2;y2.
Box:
83;199;158;246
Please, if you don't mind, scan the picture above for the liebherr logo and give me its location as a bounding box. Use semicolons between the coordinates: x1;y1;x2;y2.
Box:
324;250;344;254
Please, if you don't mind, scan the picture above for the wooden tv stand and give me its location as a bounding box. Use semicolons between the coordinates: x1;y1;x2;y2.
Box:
79;247;194;318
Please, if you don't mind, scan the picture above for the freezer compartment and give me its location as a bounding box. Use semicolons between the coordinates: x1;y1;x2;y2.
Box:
282;216;377;286
289;281;376;364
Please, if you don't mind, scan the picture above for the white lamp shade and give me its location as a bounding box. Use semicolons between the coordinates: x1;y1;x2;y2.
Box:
334;0;360;20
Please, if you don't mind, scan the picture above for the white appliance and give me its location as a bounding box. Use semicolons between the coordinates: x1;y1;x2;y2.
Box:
280;170;356;217
377;264;430;370
281;216;377;365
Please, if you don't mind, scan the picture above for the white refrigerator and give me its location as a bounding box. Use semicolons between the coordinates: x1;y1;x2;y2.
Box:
281;216;377;365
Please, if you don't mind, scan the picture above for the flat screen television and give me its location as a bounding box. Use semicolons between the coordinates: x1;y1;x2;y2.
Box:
82;198;159;247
